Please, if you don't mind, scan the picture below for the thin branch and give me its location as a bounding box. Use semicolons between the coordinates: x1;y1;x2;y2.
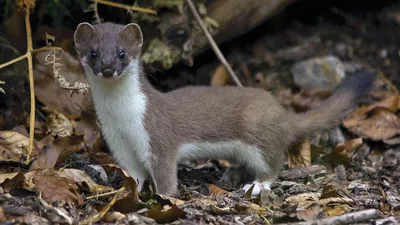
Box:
282;209;380;225
93;0;157;14
186;0;243;87
38;193;73;224
85;188;120;200
0;47;62;70
25;8;35;164
80;187;125;224
0;55;27;70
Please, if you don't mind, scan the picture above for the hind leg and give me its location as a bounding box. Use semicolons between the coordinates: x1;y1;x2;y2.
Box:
221;163;278;196
220;165;256;184
242;174;278;196
242;151;284;196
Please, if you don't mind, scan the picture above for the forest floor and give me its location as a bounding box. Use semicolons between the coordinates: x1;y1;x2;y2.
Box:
1;0;400;224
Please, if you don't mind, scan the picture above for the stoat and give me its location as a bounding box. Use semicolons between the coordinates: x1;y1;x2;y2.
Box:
73;22;375;196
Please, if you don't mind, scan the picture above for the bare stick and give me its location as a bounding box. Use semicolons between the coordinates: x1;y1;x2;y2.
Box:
0;55;27;70
38;193;73;224
80;187;125;224
25;8;35;164
278;209;380;225
186;0;243;87
85;188;121;200
94;0;157;14
0;46;62;70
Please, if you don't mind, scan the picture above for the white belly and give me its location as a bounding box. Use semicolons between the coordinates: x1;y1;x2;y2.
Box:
178;140;270;175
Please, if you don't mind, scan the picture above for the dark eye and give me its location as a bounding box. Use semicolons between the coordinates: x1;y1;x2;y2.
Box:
90;51;97;59
119;51;126;59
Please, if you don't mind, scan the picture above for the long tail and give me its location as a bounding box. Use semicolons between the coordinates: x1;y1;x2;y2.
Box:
286;71;376;142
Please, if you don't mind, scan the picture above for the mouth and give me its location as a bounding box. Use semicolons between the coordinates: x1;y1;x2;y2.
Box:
96;70;121;80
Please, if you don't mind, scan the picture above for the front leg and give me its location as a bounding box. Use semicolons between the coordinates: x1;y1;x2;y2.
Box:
150;153;179;196
104;133;148;191
122;159;148;191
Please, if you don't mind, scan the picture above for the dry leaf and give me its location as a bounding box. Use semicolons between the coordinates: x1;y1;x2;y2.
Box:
57;168;112;193
285;192;321;209
211;64;231;86
112;195;141;214
210;205;232;215
322;138;363;167
0;172;20;184
209;184;228;197
343;95;400;144
103;164;138;195
0;206;5;222
16;0;35;9
323;205;352;217
81;187;123;224
147;204;185;223
296;203;320;221
218;159;231;168
288;137;311;168
32;171;83;205
344;107;400;144
0;172;25;192
45;111;74;137
102;164;140;214
102;211;125;223
157;194;185;206
244;184;255;200
30;135;84;170
75;111;100;147
24;168;111;204
88;152;113;165
33;51;90;119
0;131;39;162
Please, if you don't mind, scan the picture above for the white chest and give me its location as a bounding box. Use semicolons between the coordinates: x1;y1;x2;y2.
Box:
85;62;152;177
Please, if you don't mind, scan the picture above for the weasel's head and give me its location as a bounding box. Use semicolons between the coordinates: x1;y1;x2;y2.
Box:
73;22;143;79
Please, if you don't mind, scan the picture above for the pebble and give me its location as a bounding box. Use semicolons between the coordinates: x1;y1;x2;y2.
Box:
84;164;108;185
291;55;345;91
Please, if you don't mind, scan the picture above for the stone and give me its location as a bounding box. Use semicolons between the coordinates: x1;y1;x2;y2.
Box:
84;164;108;185
291;55;345;91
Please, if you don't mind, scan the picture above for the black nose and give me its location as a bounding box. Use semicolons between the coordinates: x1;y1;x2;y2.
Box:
102;69;115;78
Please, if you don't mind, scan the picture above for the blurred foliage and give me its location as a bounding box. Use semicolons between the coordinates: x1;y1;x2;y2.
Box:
0;0;13;22
38;0;89;27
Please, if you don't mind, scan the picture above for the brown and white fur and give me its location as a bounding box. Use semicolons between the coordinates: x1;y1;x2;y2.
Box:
73;22;375;196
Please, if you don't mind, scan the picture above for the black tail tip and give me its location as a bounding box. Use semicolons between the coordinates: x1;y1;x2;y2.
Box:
337;71;376;98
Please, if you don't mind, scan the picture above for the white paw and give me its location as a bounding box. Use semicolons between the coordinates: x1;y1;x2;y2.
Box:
242;181;272;196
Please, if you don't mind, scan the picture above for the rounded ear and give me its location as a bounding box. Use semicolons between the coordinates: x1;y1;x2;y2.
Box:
121;23;143;47
74;22;94;46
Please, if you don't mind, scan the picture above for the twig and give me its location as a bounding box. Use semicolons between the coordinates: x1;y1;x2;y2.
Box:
80;187;125;224
25;8;35;164
0;47;62;72
93;0;157;14
277;209;380;225
85;188;121;200
257;212;271;225
186;0;243;87
0;47;62;70
0;55;26;70
0;5;63;163
38;193;73;224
